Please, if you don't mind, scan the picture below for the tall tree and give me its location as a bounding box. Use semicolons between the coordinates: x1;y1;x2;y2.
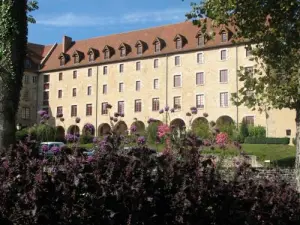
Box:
0;0;38;148
184;0;300;191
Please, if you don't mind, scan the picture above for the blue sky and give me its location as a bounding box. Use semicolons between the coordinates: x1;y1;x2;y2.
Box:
28;0;193;45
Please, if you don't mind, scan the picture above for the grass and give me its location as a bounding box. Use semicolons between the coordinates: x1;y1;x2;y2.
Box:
71;142;296;167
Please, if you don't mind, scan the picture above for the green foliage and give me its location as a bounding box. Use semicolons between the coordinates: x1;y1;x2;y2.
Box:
248;125;266;137
29;124;55;142
244;137;290;145
293;137;296;146
15;128;28;142
218;123;236;137
146;122;160;144
79;134;94;144
192;120;211;139
239;120;249;141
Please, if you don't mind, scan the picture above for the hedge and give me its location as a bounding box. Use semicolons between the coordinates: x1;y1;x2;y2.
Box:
244;137;290;144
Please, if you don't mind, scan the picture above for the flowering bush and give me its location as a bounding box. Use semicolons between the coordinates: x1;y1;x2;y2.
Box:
65;133;79;143
83;123;95;135
216;132;229;146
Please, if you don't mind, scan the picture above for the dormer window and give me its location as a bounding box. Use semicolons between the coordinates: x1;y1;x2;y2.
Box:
88;52;94;62
175;38;182;49
153;37;164;53
72;50;83;64
74;55;79;64
104;49;109;59
24;59;31;69
87;48;98;62
221;31;227;42
137;44;142;55
58;54;66;66
154;42;160;53
103;45;113;60
120;47;126;57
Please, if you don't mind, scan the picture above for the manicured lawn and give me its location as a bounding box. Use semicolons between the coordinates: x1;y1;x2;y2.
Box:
73;142;296;167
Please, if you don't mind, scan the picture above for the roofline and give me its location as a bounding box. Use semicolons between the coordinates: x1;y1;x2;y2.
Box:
38;42;246;73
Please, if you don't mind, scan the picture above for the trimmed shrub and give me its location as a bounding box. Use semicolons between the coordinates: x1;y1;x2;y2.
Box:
244;137;290;144
79;134;94;144
248;125;266;137
192;120;211;139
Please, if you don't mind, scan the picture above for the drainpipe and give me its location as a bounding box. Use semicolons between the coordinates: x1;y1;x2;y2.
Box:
165;54;169;124
235;45;239;130
95;66;99;136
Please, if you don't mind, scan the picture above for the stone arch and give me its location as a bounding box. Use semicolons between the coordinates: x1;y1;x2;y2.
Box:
82;123;95;136
131;121;145;134
191;117;209;130
98;123;111;137
216;115;234;126
170;118;186;130
68;125;80;135
113;121;128;135
55;126;65;141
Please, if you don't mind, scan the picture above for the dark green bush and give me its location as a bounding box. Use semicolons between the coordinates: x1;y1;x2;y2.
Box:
293;137;296;145
15;128;28;142
244;137;290;144
248;125;266;137
79;134;93;144
192;119;211;139
239;120;249;142
146;121;161;144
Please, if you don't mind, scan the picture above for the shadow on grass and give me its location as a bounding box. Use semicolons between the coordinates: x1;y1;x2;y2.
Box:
273;156;295;168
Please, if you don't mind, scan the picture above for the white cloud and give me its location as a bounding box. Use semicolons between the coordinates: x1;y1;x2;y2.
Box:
36;8;188;27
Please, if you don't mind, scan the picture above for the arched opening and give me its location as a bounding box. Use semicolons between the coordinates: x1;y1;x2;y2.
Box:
82;123;95;136
113;121;128;135
98;123;111;137
216;115;234;126
216;115;235;136
55;126;65;141
170;118;186;130
191;117;209;138
131;121;145;134
68;125;80;135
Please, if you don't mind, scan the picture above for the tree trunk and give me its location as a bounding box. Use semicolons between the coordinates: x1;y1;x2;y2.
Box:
0;0;27;149
295;106;300;192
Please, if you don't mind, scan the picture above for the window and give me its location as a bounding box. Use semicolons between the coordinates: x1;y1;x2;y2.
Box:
221;50;227;60
56;106;63;117
32;76;37;84
119;82;124;92
59;57;65;66
25;59;31;69
176;38;182;49
71;105;77;117
154;42;160;52
74;55;79;64
72;88;77;97
136;81;141;91
24;75;29;84
120;47;126;57
86;104;92;116
88;53;94;62
134;99;142;112
221;31;227;42
154;59;159;68
23;90;29;101
103;84;107;94
286;129;291;136
21;107;30;119
197;53;204;64
137;44;142;55
87;86;92;96
153;79;159;89
104;49;110;59
244;116;254;125
196;94;205;109
219;69;228;83
197;35;204;46
119;64;124;73
196;72;204;85
44;75;49;83
173;75;181;87
173;96;181;110
73;71;77;79
58;90;62;98
175;56;180;66
152;98;160;111
246;47;252;57
101;102;108;115
220;92;229;107
117;101;124;114
88;68;92;77
59;73;63;81
43;91;49;101
245;66;254;77
103;66;107;75
136;61;141;71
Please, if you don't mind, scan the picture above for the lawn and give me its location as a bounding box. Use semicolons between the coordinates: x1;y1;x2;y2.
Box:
72;143;296;167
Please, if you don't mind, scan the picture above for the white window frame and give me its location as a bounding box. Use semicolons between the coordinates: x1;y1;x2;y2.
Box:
117;100;125;114
196;52;204;64
219;91;230;108
102;84;108;95
135;80;141;91
58;89;63;99
195;93;205;109
136;61;141;71
174;55;181;67
119;63;124;73
195;71;205;86
86;103;93;116
103;66;108;75
173;96;182;111
219;69;229;84
119;82;124;92
72;87;77;97
173;73;182;88
153;78;159;90
243;114;256;125
219;48;229;61
87;85;92;96
153;58;159;68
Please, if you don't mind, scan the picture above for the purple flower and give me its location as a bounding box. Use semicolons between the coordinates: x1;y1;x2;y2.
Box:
130;125;137;133
65;133;79;143
38;110;47;117
42;114;50;120
84;123;95;134
170;108;175;113
164;106;169;112
159;109;164;114
42;145;48;152
75;117;81;123
137;136;146;145
191;109;198;114
60;117;65;122
190;107;197;111
50;146;60;153
87;156;94;162
93;137;99;143
114;112;119;117
100;140;107;149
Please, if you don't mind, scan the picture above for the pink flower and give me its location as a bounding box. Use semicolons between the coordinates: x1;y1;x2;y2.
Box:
216;132;229;145
157;124;171;138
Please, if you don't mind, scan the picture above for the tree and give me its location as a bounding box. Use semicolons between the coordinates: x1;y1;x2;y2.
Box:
0;0;38;148
184;0;300;191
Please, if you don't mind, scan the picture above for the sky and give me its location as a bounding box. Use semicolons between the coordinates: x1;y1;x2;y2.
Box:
28;0;193;45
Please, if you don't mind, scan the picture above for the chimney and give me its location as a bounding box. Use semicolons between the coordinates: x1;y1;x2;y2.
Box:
62;36;72;53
